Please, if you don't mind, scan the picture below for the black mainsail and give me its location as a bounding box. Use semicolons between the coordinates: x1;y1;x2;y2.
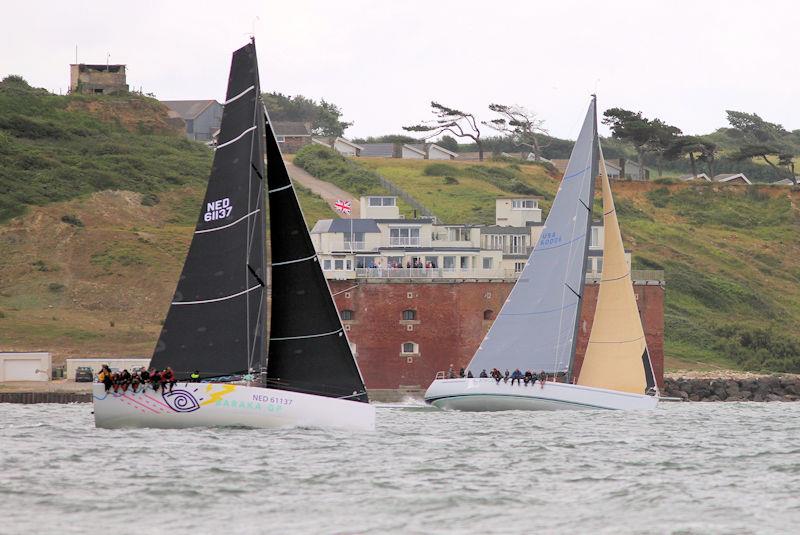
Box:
151;42;267;380
151;40;368;403
264;115;368;402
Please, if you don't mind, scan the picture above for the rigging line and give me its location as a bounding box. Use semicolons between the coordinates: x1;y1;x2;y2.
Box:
195;209;260;234
215;125;257;150
562;165;590;181
171;284;263;305
223;84;255;105
251;163;263;180
603;207;616;216
499;301;577;317
579;198;591;212
247;296;265;373
270;253;317;267
332;283;360;296
244;91;258;380
588;335;645;344
268;183;292;194
270;328;343;341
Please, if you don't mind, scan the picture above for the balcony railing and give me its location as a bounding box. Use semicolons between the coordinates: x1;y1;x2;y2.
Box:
388;237;421;247
351;268;665;282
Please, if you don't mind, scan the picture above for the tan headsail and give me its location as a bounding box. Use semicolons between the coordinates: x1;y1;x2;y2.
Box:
577;147;654;394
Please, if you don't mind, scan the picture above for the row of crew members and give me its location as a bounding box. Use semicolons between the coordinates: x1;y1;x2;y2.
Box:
97;365;179;394
447;365;549;387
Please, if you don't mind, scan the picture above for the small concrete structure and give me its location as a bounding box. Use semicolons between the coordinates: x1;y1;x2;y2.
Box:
313;136;363;157
70;64;128;95
66;358;151;381
678;173;711;182
0;352;51;382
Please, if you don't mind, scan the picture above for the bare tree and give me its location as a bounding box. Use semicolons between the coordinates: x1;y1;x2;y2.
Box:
404;102;484;160
485;103;550;161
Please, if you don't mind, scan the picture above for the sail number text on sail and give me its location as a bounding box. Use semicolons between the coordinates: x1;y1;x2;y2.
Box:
204;197;233;222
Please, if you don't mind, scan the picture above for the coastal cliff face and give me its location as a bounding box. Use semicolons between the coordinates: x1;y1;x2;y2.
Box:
663;374;800;401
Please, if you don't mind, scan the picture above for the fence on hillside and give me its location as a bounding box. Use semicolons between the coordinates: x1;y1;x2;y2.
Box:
346;160;440;222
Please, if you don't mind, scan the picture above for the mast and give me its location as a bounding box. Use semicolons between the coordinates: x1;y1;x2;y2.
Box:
566;95;599;383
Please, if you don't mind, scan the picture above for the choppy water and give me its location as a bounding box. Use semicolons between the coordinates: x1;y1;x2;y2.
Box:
1;401;799;534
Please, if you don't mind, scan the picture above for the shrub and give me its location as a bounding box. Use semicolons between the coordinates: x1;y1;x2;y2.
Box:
443;176;459;185
140;193;160;206
48;282;65;293
294;144;383;194
61;214;84;227
645;187;671;208
424;163;459;176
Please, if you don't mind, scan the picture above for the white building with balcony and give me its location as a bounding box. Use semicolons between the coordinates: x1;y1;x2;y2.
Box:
309;195;627;280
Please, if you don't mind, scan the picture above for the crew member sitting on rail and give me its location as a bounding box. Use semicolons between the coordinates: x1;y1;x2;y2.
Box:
150;369;161;392
459;368;465;378
162;367;176;393
480;369;488;378
538;370;547;388
467;370;474;378
130;371;141;393
99;365;113;392
510;369;523;386
523;370;534;386
503;369;510;383
491;368;502;384
190;370;200;381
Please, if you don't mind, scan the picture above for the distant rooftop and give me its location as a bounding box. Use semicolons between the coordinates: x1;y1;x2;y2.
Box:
161;100;218;120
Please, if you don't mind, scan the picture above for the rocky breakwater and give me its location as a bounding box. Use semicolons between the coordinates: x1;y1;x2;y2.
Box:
663;373;800;402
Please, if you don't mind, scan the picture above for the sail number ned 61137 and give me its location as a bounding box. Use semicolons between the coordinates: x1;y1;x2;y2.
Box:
205;197;233;222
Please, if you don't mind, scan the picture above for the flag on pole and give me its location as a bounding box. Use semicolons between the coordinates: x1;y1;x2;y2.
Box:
334;199;352;215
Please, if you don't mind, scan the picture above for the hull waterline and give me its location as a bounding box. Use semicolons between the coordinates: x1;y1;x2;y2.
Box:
424;378;658;411
93;383;375;431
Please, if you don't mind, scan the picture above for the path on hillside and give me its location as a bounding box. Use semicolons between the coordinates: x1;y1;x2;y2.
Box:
284;160;360;218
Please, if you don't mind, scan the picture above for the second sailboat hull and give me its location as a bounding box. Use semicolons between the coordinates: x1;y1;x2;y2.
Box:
424;378;658;411
93;382;375;431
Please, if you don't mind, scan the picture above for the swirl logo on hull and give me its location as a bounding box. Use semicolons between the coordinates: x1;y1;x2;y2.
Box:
163;390;201;412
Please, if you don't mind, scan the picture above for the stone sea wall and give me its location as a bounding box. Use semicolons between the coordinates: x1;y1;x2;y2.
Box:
663;375;800;402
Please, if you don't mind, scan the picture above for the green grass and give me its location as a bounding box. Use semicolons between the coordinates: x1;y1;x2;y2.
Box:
0;76;212;222
295;184;336;226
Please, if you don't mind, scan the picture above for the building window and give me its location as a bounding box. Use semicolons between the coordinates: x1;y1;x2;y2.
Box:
186;119;194;134
389;227;420;246
276;135;285;143
512;199;537;209
425;256;438;268
509;235;527;254
482;257;493;269
346;259;352;270
323;259;332;270
597;258;604;273
401;342;418;354
402;309;416;321
443;256;455;270
590;227;600;248
341;309;354;321
483;234;504;251
447;227;470;241
586;257;594;272
483;309;494;320
368;196;395;207
460;256;469;269
514;262;526;273
386;256;403;268
334;259;344;270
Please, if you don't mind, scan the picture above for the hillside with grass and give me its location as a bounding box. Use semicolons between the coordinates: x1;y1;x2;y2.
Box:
327;152;800;373
0;77;334;363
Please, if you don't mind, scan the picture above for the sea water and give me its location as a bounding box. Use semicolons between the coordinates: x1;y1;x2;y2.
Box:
1;401;798;534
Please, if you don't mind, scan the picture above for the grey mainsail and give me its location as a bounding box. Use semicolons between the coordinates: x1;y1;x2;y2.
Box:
466;98;597;375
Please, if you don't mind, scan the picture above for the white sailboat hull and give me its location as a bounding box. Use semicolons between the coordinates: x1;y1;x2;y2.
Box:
93;383;375;431
424;378;658;411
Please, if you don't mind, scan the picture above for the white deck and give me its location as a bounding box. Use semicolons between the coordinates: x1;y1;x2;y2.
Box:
424;378;658;411
93;382;375;431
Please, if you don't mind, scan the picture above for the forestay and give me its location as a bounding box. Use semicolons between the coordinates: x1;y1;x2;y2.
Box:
466;99;597;375
150;43;267;380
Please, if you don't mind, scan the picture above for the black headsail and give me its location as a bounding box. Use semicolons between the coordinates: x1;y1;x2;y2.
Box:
150;41;267;380
264;111;369;403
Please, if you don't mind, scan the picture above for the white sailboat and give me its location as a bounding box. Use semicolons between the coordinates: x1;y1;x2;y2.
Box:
424;97;658;411
93;41;375;431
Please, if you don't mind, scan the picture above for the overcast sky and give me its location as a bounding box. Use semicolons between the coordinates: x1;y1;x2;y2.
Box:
1;0;797;140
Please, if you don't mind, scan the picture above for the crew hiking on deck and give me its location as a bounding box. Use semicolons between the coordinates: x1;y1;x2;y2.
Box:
100;365;182;394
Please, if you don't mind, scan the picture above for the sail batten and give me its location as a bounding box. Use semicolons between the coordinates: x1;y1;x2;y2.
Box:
465;99;598;375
